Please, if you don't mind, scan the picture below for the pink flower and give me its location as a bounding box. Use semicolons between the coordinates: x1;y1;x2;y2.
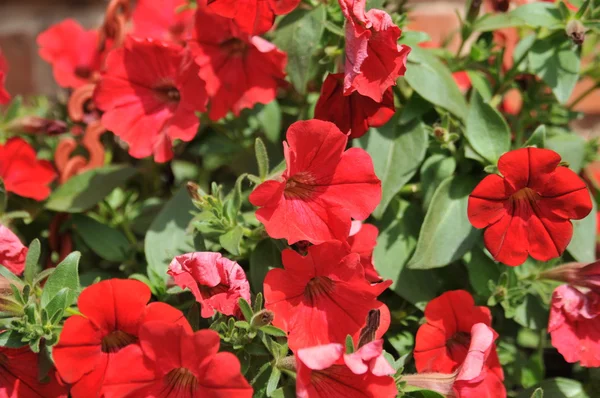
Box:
0;224;27;276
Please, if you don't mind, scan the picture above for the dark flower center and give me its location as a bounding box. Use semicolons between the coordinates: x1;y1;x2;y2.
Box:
284;172;317;200
154;84;181;104
220;38;248;56
199;283;230;298
74;66;92;80
166;367;198;393
305;276;335;302
510;187;540;205
446;331;471;360
101;330;138;353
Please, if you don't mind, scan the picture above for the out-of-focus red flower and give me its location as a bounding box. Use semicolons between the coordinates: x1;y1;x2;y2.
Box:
167;252;251;318
339;0;411;102
314;73;395;139
132;0;194;43
548;285;600;367
53;279;186;397
189;5;287;121
0;49;10;104
37;19;103;89
0;138;56;201
296;342;397;398
453;71;472;93
264;241;391;350
414;290;506;398
502;88;523;115
347;221;381;282
0;224;27;275
94;37;207;163
249;120;381;244
0;346;67;398
207;0;301;35
468;147;592;266
102;321;253;398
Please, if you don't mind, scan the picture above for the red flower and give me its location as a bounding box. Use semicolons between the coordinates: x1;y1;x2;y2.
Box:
414;290;505;398
347;221;381;282
167;252;251;318
189;5;287;121
339;0;411;102
0;138;56;201
207;0;301;35
264;241;391;350
0;224;27;275
102;321;253;398
94;37;207;162
314;73;395;139
343;339;395;376
132;0;194;42
37;19;102;89
548;285;600;367
0;346;67;398
249;120;381;244
0;49;10;104
453;71;472;93
468;147;593;266
296;342;397;398
53;279;186;397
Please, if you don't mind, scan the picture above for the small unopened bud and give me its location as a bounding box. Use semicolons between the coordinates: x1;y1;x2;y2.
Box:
566;19;585;45
492;0;510;12
186;182;202;202
466;0;483;22
250;309;274;329
540;261;600;292
402;371;459;397
357;309;380;348
276;355;297;372
6;116;68;136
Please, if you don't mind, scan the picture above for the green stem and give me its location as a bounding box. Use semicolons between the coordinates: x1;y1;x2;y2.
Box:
400;183;421;195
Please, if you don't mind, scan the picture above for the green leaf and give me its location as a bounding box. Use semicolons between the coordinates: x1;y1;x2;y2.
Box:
467;71;493;101
567;190;596;262
250;239;283;293
0;330;27;348
356;118;428;218
524;125;547;148
256;101;282;143
186;302;201;332
399;93;432;125
528;35;580;104
530;388;544;398
72;215;130;262
219;225;244;256
266;367;282;397
46;166;137;212
510;3;563;29
24;239;41;284
463;247;503;297
224;174;246;223
3;96;23;122
238;298;254;321
517;378;589;398
274;6;326;94
513;294;549;330
260;325;287;337
465;90;511;164
255;138;270;181
420;154;456;210
40;252;80;308
145;187;195;282
404;47;468;120
521;352;546;389
43;288;69;325
407;176;480;269
546;133;586;173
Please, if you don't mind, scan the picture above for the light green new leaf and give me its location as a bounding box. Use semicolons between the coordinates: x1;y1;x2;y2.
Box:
40;252;81;308
524;125;547;148
546;133;586;173
24;239;41;284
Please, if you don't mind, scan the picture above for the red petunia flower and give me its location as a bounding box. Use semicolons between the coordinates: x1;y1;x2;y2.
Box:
0;138;56;201
37;19;103;89
468;147;593;266
314;73;395;139
0;346;67;398
53;279;187;397
0;49;10;105
414;290;506;398
453;71;472;93
102;321;253;398
167;252;251;318
94;37;207;162
189;5;287;121
339;0;411;102
249;120;381;244
264;241;391;350
0;224;27;275
343;339;395;376
347;221;381;282
207;0;301;35
132;0;194;43
296;342;397;398
548;285;600;367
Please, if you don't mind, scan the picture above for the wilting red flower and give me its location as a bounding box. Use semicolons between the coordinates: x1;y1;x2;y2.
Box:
102;321;253;398
296;342;396;398
314;73;395;139
339;0;411;102
132;0;194;42
168;252;251;318
94;37;207;162
0;224;27;275
0;49;10;105
468;147;593;266
249;120;381;244
540;261;600;293
548;285;600;367
347;221;381;282
264;241;391;350
189;5;287;121
37;19;103;89
0;346;67;398
0;138;56;201
53;279;186;397
207;0;301;35
414;290;505;398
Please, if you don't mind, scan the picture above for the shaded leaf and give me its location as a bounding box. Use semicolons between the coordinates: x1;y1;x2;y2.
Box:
250;239;283;294
72;215;130;262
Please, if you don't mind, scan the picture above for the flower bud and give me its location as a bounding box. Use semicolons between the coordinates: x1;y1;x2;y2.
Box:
6;116;68;136
566;19;585;45
540;261;600;292
250;309;274;329
186;182;202;202
402;372;458;397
